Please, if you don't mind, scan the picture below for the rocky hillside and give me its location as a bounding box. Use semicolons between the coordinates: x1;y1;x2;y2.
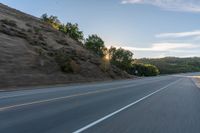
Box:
0;3;131;89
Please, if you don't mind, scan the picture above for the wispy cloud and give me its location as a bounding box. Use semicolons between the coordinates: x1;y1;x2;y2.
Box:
121;0;200;13
156;30;200;38
117;43;199;52
110;42;200;58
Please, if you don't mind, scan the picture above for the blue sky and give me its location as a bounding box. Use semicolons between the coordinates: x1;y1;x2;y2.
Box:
1;0;200;58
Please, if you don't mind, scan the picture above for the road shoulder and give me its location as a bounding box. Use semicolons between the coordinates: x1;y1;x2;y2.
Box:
192;76;200;88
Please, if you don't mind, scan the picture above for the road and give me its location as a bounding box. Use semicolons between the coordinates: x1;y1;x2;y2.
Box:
0;73;200;133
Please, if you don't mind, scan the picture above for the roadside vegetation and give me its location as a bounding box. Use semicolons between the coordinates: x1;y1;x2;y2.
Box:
41;14;160;77
136;57;200;74
128;63;160;76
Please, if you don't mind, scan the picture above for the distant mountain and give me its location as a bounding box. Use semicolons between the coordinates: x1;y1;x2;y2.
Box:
0;3;130;89
136;57;200;74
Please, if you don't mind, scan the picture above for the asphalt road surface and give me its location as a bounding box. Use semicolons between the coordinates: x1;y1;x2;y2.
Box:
0;73;200;133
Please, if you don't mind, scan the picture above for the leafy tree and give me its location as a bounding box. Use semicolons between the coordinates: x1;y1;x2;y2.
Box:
109;47;133;71
85;35;106;57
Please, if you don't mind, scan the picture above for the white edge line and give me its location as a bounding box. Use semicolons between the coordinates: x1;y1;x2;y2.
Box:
73;78;182;133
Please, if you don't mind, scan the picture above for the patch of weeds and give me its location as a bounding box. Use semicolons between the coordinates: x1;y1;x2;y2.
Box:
56;39;69;45
26;23;32;27
27;29;32;33
35;47;45;56
21;28;26;32
1;19;17;27
38;33;45;41
33;26;41;33
54;49;73;73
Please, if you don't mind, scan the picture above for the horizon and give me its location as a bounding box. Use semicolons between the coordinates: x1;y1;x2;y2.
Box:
1;0;200;58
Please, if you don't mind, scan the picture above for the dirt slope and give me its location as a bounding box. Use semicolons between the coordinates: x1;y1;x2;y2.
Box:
0;3;131;89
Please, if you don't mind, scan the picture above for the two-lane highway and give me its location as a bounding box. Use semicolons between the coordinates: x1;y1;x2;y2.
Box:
0;73;200;133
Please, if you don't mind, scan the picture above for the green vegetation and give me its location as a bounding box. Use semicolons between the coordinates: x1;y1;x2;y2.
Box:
129;63;160;76
136;57;200;74
42;13;199;77
85;35;106;57
40;13;160;76
108;47;133;71
41;13;60;29
41;14;83;42
54;49;73;73
59;23;84;41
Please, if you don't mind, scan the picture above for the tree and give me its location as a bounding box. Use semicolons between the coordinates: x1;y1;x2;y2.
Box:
109;47;133;71
85;35;106;57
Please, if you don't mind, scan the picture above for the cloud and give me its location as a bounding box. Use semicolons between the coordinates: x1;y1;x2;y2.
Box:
117;42;199;52
118;42;200;58
156;30;200;38
110;42;200;58
121;0;200;12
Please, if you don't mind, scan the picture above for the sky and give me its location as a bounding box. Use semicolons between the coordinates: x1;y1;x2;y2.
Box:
0;0;200;58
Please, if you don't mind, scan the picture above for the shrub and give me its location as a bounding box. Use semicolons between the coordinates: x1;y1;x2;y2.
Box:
35;47;45;56
41;13;60;29
61;62;73;73
59;23;84;42
41;14;84;42
54;49;81;73
54;49;71;72
1;19;17;27
129;63;160;76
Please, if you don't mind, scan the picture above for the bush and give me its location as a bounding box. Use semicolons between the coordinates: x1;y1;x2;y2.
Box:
129;63;160;76
85;35;106;57
1;19;17;27
59;23;84;42
41;14;84;42
54;50;72;73
54;49;81;73
61;62;73;73
41;13;60;29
